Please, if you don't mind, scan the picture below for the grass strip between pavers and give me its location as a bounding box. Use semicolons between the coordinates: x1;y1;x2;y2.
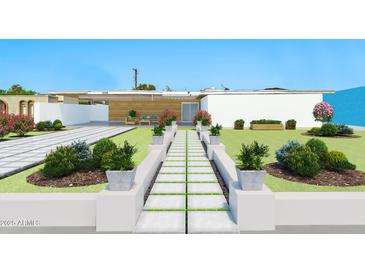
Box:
187;181;218;183
144;208;186;212
187;172;214;174
144;208;228;212
156;181;187;183
160;172;187;174
162;165;186;168
151;193;186;195
187;192;222;195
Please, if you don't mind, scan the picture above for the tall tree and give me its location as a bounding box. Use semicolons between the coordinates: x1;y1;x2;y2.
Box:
134;83;156;91
7;84;36;95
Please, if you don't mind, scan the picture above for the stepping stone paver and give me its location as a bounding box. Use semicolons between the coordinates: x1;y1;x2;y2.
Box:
188;166;214;173
134;212;185;234
188;183;223;194
188;195;229;210
188;173;218;182
151;183;186;194
188;211;238;234
156;173;186;182
145;195;186;209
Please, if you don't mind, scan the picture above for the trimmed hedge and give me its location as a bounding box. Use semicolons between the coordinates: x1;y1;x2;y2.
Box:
285;119;296;130
234;119;244;130
250;119;282;124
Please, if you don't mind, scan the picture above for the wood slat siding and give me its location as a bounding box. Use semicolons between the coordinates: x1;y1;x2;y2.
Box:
109;98;200;121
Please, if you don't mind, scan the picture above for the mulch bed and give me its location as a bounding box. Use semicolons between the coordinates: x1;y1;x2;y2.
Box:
27;169;107;188
265;162;365;187
302;133;361;139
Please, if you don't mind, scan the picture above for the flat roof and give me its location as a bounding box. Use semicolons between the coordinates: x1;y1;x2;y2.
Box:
49;89;335;99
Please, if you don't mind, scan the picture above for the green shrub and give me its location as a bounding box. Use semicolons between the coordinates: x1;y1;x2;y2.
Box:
36;121;46;131
93;138;117;167
101;140;137;171
305;138;329;167
307;127;321;136
152;125;165;136
275;140;301;167
286;146;321;177
320;123;337;136
42;146;78;178
128;110;137;118
70;140;94;170
285;119;296;130
234;119;244;130
209;124;222;136
250;119;282;125
336;124;354;135
53;120;63;130
44;120;53;130
53;122;63;131
100;150;122;171
326;151;356;171
236;141;269;170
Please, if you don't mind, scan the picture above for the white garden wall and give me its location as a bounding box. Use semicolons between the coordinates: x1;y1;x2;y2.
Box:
34;103;108;126
200;93;323;128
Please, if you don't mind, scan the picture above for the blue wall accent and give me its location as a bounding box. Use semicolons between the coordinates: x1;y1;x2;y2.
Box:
324;87;365;126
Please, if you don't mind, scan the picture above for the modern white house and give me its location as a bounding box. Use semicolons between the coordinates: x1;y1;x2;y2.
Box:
27;88;334;127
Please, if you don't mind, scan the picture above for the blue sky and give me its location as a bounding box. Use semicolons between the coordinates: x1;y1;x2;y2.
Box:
0;39;365;92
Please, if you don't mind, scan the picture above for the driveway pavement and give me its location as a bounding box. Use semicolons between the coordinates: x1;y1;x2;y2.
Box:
0;125;135;179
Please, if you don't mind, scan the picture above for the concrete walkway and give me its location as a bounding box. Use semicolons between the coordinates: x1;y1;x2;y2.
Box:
0;126;135;179
134;130;238;233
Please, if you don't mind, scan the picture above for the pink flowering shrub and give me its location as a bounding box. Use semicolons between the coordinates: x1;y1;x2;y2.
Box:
12;114;35;136
193;110;212;126
159;109;177;126
0;113;14;139
313;102;334;122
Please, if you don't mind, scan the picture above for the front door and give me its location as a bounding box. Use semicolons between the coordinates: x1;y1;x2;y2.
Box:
181;102;199;122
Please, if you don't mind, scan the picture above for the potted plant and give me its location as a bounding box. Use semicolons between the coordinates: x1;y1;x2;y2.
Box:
193;110;211;127
236;141;269;190
209;124;222;145
151;125;165;145
103;141;138;191
160;109;177;131
200;117;211;132
128;110;137;119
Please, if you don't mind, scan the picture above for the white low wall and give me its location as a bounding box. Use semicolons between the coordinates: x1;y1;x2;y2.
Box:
0;193;96;227
34;103;108;125
211;146;365;231
275;192;365;225
200;93;323;128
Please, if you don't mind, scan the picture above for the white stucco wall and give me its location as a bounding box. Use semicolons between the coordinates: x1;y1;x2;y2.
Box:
34;103;109;125
200;93;323;128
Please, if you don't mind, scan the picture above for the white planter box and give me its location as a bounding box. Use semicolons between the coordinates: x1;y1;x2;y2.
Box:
197;121;202;127
152;135;164;145
172;121;177;126
236;168;266;191
106;169;136;191
200;125;209;132
209;135;221;145
165;125;172;132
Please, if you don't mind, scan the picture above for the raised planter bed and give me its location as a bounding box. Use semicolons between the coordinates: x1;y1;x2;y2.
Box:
250;123;284;130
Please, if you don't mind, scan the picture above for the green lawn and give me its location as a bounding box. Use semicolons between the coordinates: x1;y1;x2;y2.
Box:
221;129;365;192
0;130;50;142
0;127;152;193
